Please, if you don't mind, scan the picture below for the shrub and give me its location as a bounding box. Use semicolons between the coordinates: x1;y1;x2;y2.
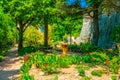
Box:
79;42;102;53
18;46;37;56
24;26;44;46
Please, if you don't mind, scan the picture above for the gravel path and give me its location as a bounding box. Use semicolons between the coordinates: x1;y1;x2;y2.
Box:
0;48;23;80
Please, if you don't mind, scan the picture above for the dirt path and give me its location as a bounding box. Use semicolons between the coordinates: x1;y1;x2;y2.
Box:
0;47;23;80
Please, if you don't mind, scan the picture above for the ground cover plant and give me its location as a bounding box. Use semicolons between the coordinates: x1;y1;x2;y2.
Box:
91;70;103;77
20;50;120;80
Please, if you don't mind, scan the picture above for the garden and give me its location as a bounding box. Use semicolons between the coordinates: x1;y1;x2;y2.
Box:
0;0;120;80
19;43;120;80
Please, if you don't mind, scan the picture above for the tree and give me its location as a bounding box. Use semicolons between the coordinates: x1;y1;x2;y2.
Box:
0;6;16;52
1;0;40;51
34;0;60;48
1;0;59;50
63;0;104;45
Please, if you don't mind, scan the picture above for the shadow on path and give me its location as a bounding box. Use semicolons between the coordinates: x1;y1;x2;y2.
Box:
0;47;23;80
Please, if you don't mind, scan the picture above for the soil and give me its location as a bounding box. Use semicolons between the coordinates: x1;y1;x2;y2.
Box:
29;65;119;80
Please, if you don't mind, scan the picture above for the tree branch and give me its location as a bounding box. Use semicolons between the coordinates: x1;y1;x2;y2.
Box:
107;0;120;11
23;16;35;32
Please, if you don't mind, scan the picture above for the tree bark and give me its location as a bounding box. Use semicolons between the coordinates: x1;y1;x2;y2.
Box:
18;30;23;51
93;4;99;46
18;22;24;51
44;17;48;48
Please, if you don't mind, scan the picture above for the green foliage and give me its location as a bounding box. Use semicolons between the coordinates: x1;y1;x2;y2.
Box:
18;46;37;56
53;75;58;80
67;42;102;53
111;26;120;43
79;42;102;53
21;52;82;74
78;69;85;76
82;55;93;63
20;63;31;73
0;6;16;52
76;65;86;77
52;17;82;41
67;44;81;52
108;56;120;74
24;26;44;46
80;76;92;80
21;73;34;80
91;52;109;64
0;54;3;62
111;75;118;80
91;70;103;77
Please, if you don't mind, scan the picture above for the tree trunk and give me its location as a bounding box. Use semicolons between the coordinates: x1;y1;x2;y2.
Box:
44;17;48;48
93;5;99;46
18;25;24;51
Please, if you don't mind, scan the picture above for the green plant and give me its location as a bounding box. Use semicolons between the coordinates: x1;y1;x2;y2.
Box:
79;42;102;53
53;75;58;80
0;54;3;62
24;27;44;46
108;56;120;74
111;75;118;80
82;55;92;63
80;76;92;80
110;26;120;43
91;70;103;77
21;73;34;80
20;63;31;73
18;46;37;56
28;52;83;74
78;69;85;76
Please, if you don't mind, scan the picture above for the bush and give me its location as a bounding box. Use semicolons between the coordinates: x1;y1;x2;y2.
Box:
0;6;17;52
79;42;102;53
18;46;37;56
24;26;44;46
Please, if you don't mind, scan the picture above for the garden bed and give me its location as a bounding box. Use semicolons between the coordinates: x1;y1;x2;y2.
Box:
20;51;120;80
